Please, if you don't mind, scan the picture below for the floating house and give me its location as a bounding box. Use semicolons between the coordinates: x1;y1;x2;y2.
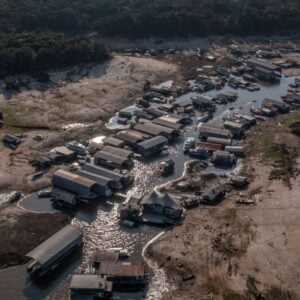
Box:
103;137;126;148
94;151;132;170
262;98;289;114
197;141;223;152
247;58;280;81
134;122;178;140
116;130;145;148
136;135;168;157
191;95;216;111
152;117;182;130
247;58;280;72
53;169;98;198
70;274;113;299
26;225;83;276
211;150;236;166
223;120;245;137
201;186;226;205
225;146;245;156
140;191;182;219
207;136;232;146
101;145;133;159
75;169;113;197
82;163;129;190
198;123;232;139
98;261;148;286
51;187;78;207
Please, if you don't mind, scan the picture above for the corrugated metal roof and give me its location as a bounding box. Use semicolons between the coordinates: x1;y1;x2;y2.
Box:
138;135;168;150
92;250;118;263
82;163;124;181
224;120;244;129
116;130;144;144
134;122;174;136
103;137;126;147
99;261;146;277
247;58;278;71
76;170;113;186
94;151;128;165
26;225;82;266
53;170;96;189
70;274;112;291
102;145;133;158
152;118;182;130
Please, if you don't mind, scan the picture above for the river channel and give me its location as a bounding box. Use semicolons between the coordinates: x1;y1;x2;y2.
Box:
0;75;295;300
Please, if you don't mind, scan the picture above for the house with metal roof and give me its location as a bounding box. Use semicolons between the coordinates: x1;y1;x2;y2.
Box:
103;136;126;148
198;123;232;139
201;185;226;205
26;225;83;276
211;150;236;166
134;122;178;140
192;95;216;112
70;274;113;298
116;130;145;147
94;151;132;169
53;169;98;198
101;145;133;159
253;66;276;81
262;98;289;114
136;135;168;157
75;170;113;197
152;117;182;130
140;191;182;219
82;163;129;190
223;120;245;137
207;137;232;146
247;58;280;72
98;261;148;286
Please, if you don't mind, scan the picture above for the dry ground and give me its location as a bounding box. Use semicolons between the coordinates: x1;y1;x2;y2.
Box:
146;112;300;300
0;205;69;268
0;55;178;129
0;55;178;192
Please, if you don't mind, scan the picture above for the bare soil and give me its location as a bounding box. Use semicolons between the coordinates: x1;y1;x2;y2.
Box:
146;112;300;300
0;205;69;269
0;55;178;193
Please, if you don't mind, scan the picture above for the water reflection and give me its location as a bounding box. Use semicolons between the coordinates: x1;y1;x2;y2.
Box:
0;76;295;300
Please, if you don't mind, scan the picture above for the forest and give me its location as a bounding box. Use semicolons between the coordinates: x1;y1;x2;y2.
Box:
0;0;300;77
0;32;109;78
0;0;299;37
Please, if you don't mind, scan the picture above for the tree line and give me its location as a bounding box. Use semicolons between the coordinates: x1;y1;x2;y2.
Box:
0;32;109;78
0;0;299;37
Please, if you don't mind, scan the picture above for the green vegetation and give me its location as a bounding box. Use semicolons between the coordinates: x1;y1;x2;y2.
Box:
0;32;109;78
0;0;300;37
0;0;299;77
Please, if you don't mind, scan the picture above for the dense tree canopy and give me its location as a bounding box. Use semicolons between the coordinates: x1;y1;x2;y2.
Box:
0;0;299;37
0;32;109;77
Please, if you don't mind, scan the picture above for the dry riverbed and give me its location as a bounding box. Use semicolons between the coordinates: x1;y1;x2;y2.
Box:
146;112;300;300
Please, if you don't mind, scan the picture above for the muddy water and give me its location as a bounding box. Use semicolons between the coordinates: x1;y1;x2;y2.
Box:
0;76;295;300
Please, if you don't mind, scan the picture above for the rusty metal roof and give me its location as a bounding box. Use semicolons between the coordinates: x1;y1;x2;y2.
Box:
92;250;118;264
99;261;146;277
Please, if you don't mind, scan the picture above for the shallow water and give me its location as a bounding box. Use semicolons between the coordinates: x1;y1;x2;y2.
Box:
2;75;296;300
